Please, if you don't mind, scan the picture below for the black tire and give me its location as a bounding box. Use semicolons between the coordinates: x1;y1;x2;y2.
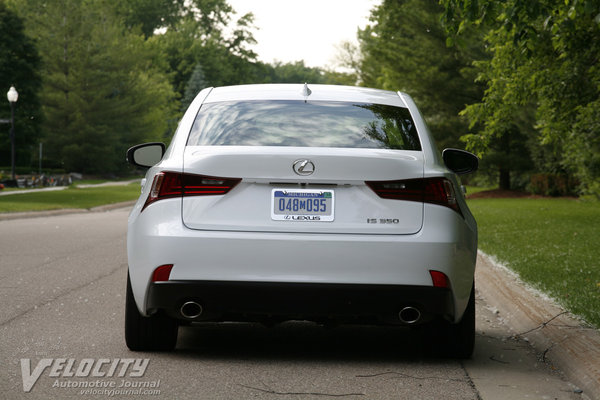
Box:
125;272;178;351
426;283;475;359
445;283;476;358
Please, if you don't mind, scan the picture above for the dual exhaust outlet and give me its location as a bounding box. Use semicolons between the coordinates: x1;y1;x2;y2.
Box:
180;301;421;324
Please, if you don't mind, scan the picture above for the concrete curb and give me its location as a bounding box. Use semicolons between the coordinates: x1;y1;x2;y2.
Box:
0;201;136;221
476;251;600;400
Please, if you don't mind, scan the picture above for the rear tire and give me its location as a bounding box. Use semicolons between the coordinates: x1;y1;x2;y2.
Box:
125;272;178;351
427;283;475;359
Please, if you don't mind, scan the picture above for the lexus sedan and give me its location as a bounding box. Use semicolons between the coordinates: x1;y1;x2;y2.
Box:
125;83;478;357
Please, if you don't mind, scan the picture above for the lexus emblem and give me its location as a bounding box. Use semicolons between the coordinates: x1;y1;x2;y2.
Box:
293;159;315;176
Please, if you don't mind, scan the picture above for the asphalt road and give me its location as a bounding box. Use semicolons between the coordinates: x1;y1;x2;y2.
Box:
0;208;585;399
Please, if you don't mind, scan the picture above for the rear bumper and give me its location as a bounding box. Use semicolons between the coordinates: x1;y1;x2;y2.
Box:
147;280;454;325
128;200;477;322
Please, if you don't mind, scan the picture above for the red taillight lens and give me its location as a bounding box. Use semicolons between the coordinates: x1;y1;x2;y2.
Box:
429;270;450;288
366;177;461;215
182;174;242;196
142;172;241;211
152;264;174;282
365;179;424;201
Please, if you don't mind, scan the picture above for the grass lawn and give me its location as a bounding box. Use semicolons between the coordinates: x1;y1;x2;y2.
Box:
467;197;600;327
0;183;140;213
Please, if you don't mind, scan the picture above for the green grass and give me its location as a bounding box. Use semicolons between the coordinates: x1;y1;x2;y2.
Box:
468;197;600;327
0;184;140;213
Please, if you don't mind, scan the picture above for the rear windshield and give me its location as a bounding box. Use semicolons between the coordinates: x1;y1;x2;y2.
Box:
187;100;421;150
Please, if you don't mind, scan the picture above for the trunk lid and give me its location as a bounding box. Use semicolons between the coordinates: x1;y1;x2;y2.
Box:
181;146;424;234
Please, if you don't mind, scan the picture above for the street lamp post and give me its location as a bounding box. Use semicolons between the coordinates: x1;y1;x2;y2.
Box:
7;86;18;181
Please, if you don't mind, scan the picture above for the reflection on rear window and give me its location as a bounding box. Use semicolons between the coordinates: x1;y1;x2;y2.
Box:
187;101;421;150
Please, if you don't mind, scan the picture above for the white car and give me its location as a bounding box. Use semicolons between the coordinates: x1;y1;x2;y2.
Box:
125;83;478;357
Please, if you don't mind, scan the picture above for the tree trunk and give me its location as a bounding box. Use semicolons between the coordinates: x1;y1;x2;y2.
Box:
499;168;511;190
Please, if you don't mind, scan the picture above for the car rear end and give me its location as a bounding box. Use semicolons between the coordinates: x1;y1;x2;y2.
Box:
126;84;477;353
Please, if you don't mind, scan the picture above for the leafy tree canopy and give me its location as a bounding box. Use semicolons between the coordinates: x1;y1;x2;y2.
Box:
10;0;176;174
355;0;486;150
441;0;600;195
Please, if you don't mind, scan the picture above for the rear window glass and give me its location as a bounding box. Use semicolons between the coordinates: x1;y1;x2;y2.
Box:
187;100;421;150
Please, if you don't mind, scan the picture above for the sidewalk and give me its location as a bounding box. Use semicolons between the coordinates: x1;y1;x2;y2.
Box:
0;200;136;221
0;186;67;196
476;251;600;400
0;179;139;196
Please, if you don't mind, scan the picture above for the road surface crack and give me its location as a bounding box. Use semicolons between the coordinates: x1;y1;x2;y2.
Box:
356;371;466;383
239;382;364;397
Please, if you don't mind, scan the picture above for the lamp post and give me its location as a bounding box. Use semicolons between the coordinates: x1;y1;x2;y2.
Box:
7;86;18;181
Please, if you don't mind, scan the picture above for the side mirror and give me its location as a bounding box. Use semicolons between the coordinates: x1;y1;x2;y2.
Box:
442;148;479;175
126;142;165;168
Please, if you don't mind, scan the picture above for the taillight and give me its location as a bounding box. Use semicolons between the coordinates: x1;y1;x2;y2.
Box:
365;177;461;215
142;171;241;211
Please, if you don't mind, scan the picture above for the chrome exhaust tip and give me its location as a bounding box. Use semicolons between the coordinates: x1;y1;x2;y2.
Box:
180;301;203;319
399;306;421;324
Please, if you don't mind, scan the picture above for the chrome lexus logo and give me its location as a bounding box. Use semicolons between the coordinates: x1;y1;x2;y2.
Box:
293;159;315;176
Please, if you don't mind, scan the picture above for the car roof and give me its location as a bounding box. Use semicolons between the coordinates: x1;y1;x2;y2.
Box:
203;84;409;108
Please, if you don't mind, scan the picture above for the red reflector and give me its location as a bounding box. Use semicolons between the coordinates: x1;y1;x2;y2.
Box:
429;270;450;288
152;264;174;282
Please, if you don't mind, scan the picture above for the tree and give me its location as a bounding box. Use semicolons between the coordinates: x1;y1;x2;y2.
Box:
181;63;207;111
149;3;258;102
114;0;184;38
353;0;536;189
441;0;600;196
355;0;486;151
114;0;235;39
260;61;327;83
352;0;552;190
12;0;176;174
0;2;41;172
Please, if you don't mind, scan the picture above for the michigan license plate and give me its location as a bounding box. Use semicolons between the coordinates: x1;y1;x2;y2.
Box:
271;189;334;221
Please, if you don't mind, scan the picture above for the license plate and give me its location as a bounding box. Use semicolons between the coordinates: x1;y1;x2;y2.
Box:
271;189;334;221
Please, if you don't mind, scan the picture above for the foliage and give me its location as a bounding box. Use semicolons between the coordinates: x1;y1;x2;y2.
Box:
149;6;258;102
355;0;486;151
10;0;176;174
441;0;600;196
468;197;600;327
114;0;236;38
351;0;542;190
0;2;42;170
113;0;185;38
181;63;208;111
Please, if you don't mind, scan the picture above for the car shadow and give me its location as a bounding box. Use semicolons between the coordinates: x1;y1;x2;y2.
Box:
174;321;444;363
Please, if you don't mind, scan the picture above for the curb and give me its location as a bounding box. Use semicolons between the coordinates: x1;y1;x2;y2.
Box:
476;251;600;400
0;201;136;221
